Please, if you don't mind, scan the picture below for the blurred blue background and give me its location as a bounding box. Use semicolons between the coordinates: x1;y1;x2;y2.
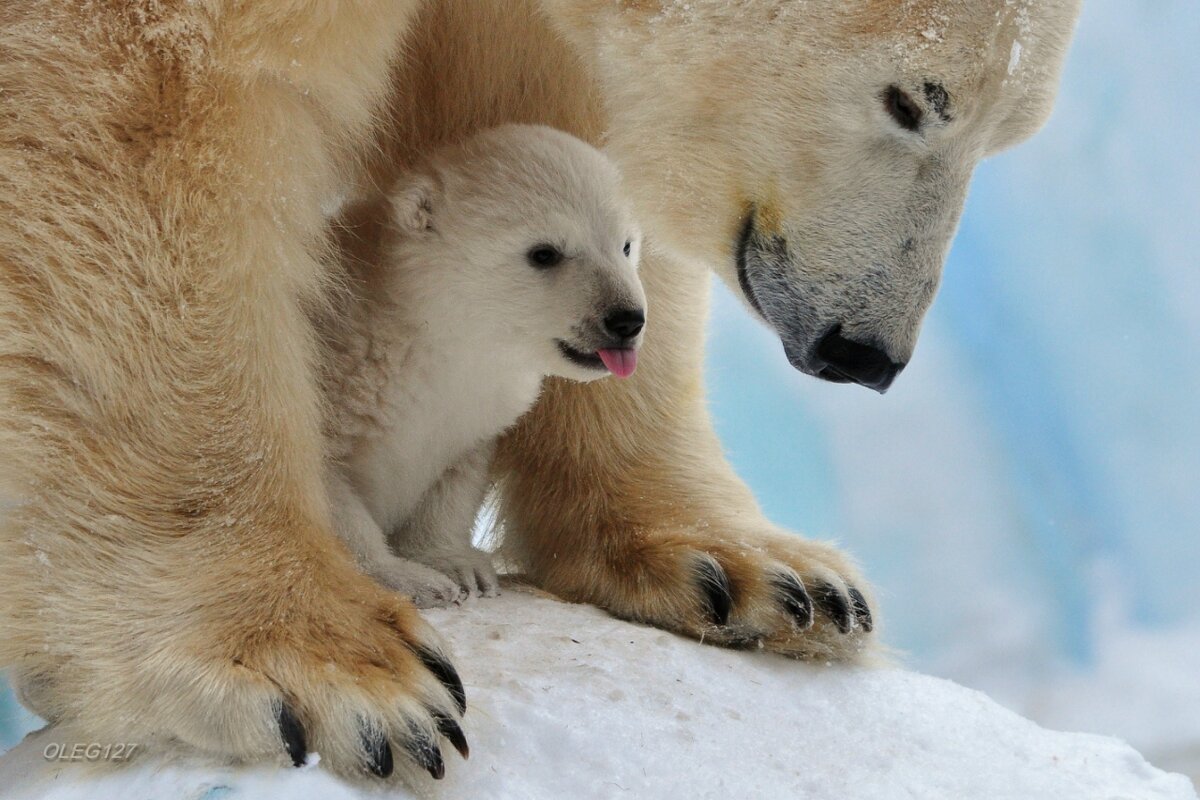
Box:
707;0;1200;778
2;0;1197;779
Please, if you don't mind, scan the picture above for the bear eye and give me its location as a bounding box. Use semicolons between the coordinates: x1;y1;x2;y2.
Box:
623;240;632;257
884;85;923;132
527;245;564;268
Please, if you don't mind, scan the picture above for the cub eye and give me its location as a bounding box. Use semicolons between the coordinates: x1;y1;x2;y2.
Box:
527;245;563;268
623;240;632;257
884;85;923;132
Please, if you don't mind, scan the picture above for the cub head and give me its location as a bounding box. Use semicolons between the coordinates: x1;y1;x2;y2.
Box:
387;124;646;381
543;0;1083;392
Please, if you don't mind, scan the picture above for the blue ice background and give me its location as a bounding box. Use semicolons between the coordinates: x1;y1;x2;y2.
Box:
708;0;1200;730
2;0;1197;753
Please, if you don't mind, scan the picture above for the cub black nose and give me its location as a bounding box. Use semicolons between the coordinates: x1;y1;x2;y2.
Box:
604;308;645;340
815;325;904;393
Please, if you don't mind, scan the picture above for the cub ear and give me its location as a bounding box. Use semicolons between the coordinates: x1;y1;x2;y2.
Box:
388;174;437;234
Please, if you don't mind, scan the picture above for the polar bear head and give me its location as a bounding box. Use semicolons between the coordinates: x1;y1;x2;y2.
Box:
543;0;1083;392
386;124;646;382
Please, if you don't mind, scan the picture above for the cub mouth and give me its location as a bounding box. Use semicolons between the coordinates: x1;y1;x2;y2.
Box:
556;340;606;371
556;340;639;378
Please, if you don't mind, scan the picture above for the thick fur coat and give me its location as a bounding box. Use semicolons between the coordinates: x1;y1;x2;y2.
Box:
321;124;644;607
0;0;1081;783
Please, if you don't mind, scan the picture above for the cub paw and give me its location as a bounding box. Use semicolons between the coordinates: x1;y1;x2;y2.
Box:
367;555;467;608
417;547;500;600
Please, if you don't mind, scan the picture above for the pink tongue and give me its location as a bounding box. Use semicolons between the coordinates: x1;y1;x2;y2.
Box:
597;348;638;378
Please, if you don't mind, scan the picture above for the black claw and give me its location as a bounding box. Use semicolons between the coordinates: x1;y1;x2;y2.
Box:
432;711;470;759
416;647;466;715
277;703;307;768
426;746;445;780
813;581;854;634
360;727;394;779
404;728;445;780
695;556;733;626
772;573;814;630
848;586;874;632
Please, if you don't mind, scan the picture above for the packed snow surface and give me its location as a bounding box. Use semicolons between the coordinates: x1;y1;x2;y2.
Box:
0;588;1192;800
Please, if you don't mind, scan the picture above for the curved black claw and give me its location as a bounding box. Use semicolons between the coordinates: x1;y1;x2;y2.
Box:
277;703;308;768
360;727;394;779
432;710;470;759
695;556;733;626
847;586;873;632
772;573;814;630
417;647;466;715
812;581;854;634
403;727;445;780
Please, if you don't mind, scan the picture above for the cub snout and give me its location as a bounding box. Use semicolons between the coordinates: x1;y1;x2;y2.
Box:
558;304;646;380
597;306;645;379
603;308;645;341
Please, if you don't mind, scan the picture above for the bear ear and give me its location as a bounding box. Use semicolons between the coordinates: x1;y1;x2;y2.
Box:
388;174;437;234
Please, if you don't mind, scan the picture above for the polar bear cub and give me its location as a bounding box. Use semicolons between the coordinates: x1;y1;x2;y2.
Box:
323;124;645;607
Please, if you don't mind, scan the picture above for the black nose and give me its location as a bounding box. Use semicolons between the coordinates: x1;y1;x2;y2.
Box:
815;325;905;393
604;308;645;340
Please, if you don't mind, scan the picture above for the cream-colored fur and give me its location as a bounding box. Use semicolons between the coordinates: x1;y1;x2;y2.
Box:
371;0;1082;665
321;124;643;607
0;0;1081;783
0;0;465;782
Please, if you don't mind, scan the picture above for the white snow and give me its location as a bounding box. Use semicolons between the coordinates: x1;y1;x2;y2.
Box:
0;588;1193;800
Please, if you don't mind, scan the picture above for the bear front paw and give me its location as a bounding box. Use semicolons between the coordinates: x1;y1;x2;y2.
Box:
549;527;876;662
35;571;472;781
691;549;873;642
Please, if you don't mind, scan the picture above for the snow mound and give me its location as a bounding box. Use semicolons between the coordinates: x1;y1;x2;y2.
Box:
0;588;1193;800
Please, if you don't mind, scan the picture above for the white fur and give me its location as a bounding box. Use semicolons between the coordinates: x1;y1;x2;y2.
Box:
322;125;644;606
544;0;1083;380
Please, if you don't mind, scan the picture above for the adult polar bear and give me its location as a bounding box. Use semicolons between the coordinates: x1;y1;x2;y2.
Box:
0;0;1081;782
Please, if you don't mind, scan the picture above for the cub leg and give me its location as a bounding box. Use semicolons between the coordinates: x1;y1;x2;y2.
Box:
327;470;466;608
392;444;500;599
